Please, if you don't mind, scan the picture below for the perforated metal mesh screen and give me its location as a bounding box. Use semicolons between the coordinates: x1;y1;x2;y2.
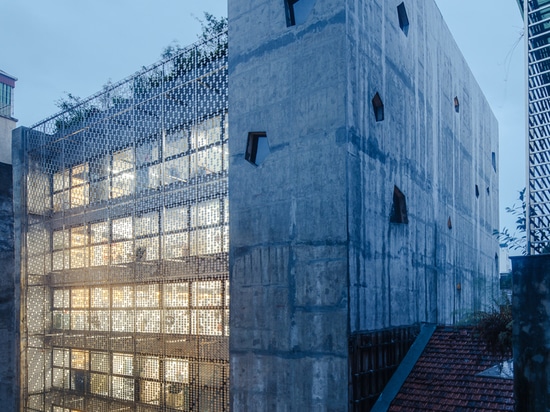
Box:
20;32;228;411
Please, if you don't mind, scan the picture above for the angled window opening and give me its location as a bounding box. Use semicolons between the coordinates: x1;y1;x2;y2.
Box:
245;132;270;166
390;186;408;224
397;2;409;35
475;184;480;198
454;96;460;113
285;0;316;27
492;152;497;172
372;92;384;122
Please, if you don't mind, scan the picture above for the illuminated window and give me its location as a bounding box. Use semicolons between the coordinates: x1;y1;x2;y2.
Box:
52;163;89;211
164;283;189;307
111;148;135;198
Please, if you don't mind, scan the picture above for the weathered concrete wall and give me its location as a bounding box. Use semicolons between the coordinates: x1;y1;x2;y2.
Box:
0;161;15;410
512;255;550;412
228;0;499;409
228;0;350;410
346;0;499;331
0;117;16;165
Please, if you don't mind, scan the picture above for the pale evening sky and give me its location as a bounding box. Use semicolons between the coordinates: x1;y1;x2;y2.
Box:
1;0;525;237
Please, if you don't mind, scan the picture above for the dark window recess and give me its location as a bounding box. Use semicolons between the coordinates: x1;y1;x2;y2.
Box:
492;152;497;172
390;186;408;224
372;93;384;122
454;96;460;113
486;187;490;195
475;185;480;198
447;217;452;230
285;0;316;26
397;2;409;35
245;132;270;166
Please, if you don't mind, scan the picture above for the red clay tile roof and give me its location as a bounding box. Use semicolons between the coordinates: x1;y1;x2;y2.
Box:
388;326;514;411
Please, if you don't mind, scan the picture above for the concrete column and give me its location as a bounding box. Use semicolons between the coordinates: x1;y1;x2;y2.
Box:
512;255;550;412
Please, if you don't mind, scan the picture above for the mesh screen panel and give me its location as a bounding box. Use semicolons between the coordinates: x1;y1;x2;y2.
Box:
20;32;229;412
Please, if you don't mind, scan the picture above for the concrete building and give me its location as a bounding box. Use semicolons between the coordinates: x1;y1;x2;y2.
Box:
0;70;17;164
228;0;499;409
0;69;16;410
14;36;229;411
13;0;499;411
513;1;550;411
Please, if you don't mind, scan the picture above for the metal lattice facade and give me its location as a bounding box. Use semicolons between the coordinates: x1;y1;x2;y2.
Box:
18;32;228;412
524;0;550;253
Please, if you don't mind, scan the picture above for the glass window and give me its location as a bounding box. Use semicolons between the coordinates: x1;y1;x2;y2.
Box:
112;148;134;174
136;139;159;166
90;311;109;331
191;199;220;227
91;287;109;308
71;350;89;370
71;289;89;308
164;206;188;233
112;376;134;401
91;222;109;244
112;286;134;307
71;311;88;330
193;146;222;177
190;227;222;256
165;129;189;158
192;116;221;149
165;157;189;185
164;283;189;307
112;310;134;332
53;289;70;308
136;212;159;237
165;359;189;383
192;281;222;307
192;309;222;336
165;232;189;259
138;356;159;380
53;348;70;367
111;173;134;198
113;353;134;376
91;373;110;396
112;217;133;241
111;241;133;264
164;310;189;334
136;284;159;307
91;352;110;373
135;236;159;261
136;310;160;333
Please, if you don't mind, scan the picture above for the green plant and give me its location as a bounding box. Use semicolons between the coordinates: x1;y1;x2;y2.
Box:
471;304;513;358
